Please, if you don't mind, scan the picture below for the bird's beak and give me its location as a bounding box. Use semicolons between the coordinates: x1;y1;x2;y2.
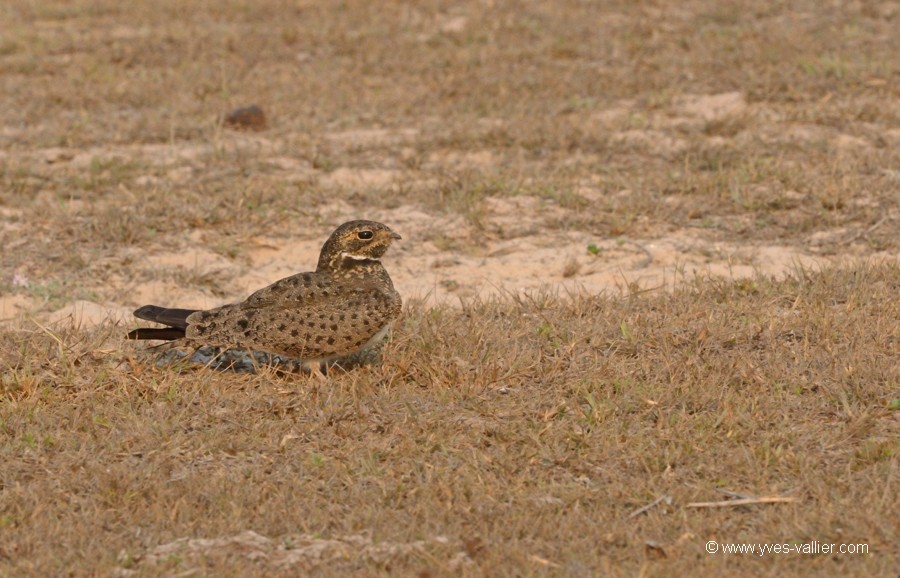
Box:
389;231;402;240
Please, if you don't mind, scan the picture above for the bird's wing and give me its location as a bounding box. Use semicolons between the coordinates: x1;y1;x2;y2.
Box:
239;286;399;359
240;273;325;309
185;278;398;358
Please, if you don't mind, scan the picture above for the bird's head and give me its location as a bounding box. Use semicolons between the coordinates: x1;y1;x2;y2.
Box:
317;220;401;271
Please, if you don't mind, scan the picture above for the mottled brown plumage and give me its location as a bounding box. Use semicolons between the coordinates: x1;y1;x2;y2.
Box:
128;220;402;368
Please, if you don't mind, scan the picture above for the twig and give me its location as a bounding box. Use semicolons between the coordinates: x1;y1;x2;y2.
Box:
841;215;889;245
686;496;799;508
624;239;654;269
528;555;559;568
627;495;672;519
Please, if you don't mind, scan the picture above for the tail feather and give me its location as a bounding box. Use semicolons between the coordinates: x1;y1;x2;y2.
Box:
133;305;198;329
129;304;198;341
127;327;186;341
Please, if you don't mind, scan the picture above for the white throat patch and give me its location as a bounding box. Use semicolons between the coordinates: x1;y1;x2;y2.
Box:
341;252;378;261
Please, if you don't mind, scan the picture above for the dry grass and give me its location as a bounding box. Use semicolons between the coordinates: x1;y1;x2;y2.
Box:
1;0;899;575
2;264;899;576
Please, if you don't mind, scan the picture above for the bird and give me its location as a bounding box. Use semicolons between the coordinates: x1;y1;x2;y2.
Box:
127;220;402;373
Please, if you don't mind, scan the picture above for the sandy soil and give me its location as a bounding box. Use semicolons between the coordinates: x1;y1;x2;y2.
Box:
2;93;898;328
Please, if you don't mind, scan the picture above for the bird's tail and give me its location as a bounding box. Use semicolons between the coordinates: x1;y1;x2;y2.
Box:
127;327;187;340
127;304;198;341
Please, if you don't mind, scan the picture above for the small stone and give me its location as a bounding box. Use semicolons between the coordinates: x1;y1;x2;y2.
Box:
224;105;267;131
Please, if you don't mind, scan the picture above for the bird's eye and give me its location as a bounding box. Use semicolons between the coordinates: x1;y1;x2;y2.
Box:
357;230;374;240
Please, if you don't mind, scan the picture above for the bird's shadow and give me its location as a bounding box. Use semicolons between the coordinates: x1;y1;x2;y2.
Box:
151;344;383;376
